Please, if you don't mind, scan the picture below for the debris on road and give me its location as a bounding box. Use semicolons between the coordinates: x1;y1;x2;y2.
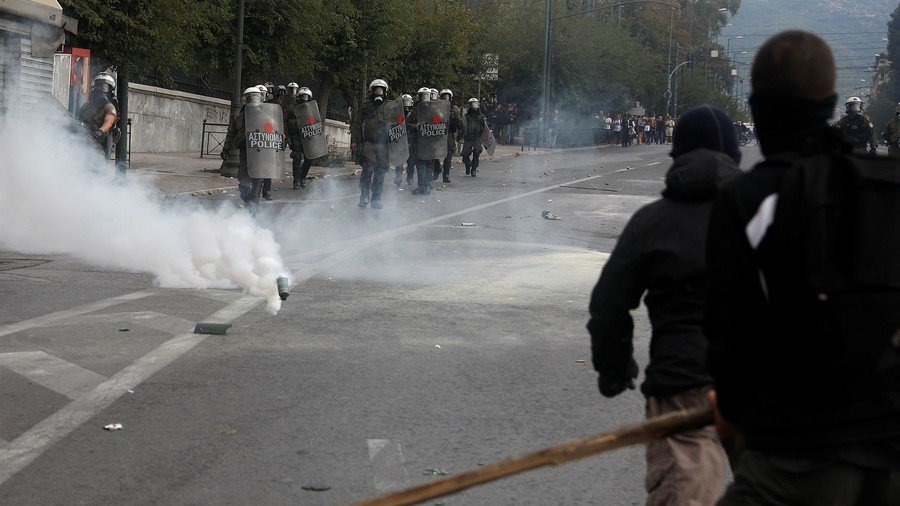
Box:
215;424;237;435
434;344;442;349
460;223;475;227
103;423;124;431
575;359;588;365
542;211;562;220
118;328;129;332
301;485;331;492
424;468;450;476
194;322;232;335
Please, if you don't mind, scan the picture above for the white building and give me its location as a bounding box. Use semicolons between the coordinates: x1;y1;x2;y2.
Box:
0;0;76;111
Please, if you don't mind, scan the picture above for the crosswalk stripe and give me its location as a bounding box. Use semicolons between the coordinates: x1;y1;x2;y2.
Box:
26;311;196;336
367;439;410;493
0;290;155;338
0;352;107;400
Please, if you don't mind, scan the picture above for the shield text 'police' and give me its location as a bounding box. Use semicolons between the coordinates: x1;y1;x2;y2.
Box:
244;103;285;179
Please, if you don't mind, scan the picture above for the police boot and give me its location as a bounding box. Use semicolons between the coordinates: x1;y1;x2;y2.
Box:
371;199;384;209
465;164;471;176
358;192;369;208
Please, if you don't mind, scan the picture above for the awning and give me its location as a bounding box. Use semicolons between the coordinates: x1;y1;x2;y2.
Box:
0;0;65;28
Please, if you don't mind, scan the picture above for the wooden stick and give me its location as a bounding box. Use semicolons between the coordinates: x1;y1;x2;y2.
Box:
350;406;713;506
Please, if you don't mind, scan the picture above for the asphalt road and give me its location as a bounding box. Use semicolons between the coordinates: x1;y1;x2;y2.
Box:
0;142;762;505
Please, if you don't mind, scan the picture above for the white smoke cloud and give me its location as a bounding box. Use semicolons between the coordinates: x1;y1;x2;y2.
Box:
0;103;289;315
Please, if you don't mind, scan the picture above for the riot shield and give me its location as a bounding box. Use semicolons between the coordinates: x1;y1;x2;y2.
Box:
292;100;329;160
482;119;496;156
416;100;450;160
244;103;286;179
382;97;409;167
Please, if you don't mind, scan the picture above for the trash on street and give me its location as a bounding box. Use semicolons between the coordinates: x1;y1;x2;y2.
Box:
103;423;124;431
542;211;562;220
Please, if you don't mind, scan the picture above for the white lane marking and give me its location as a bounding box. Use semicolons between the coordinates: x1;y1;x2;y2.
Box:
367;439;410;493
0;298;261;485
0;290;155;338
643;161;662;166
0;352;107;400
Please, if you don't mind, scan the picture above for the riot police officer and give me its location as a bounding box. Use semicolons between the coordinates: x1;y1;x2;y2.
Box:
350;79;391;209
462;98;486;177
436;89;463;183
405;87;435;195
222;87;267;213
286;86;316;189
79;73;120;163
836;96;878;154
882;102;900;157
395;93;415;187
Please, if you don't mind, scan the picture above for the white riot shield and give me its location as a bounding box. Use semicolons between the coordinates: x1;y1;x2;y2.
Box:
244;103;286;179
416;100;450;160
382;97;409;167
293;100;328;160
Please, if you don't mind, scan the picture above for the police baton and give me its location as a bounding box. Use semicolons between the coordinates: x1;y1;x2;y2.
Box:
349;406;714;506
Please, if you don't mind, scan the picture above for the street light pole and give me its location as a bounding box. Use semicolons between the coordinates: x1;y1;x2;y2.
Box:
220;0;245;178
666;60;691;118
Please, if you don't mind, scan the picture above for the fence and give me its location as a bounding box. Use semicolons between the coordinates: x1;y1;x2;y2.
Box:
200;119;229;158
107;118;132;165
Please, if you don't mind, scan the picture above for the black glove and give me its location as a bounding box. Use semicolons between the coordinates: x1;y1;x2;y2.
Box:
220;150;229;161
597;358;639;398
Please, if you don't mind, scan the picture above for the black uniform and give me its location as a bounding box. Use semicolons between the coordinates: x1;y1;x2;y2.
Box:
222;107;263;212
836;112;877;152
350;98;390;207
284;96;314;189
461;108;486;176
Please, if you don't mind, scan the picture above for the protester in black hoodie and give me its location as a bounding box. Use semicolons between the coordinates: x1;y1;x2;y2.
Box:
706;31;900;505
588;105;741;506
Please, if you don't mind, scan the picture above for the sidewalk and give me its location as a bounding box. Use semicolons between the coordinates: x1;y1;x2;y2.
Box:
127;143;607;197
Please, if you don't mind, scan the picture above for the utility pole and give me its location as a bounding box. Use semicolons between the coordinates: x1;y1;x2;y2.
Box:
115;71;129;177
540;0;552;148
220;0;245;178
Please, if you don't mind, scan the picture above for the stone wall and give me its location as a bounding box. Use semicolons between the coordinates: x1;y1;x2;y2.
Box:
128;83;350;153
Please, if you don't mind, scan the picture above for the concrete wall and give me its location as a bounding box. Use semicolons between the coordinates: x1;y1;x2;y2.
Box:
128;83;230;153
128;83;350;153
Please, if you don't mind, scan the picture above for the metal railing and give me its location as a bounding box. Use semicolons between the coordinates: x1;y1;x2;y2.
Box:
109;118;132;166
200;119;229;158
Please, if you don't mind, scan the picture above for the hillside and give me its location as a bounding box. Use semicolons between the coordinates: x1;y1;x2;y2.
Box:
722;0;896;105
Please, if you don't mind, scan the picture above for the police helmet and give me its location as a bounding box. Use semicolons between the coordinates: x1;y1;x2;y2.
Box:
297;87;313;101
846;96;863;113
243;87;262;97
401;94;413;108
430;88;439;100
417;87;432;100
440;89;453;100
287;82;299;97
92;73;116;92
468;98;480;110
369;79;389;94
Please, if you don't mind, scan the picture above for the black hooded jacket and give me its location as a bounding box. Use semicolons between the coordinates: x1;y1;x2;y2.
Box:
588;149;741;397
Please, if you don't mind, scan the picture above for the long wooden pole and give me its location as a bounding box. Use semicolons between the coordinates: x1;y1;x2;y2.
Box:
350;406;714;506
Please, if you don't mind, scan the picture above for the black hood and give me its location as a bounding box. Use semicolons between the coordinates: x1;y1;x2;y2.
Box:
662;148;741;201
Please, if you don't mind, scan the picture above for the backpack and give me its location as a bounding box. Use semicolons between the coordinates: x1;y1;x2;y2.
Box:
767;151;900;379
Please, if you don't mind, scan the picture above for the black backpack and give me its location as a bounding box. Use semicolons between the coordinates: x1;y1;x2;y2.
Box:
767;151;900;380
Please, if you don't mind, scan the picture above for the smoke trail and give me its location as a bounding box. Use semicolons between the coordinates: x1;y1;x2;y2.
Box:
0;103;289;315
